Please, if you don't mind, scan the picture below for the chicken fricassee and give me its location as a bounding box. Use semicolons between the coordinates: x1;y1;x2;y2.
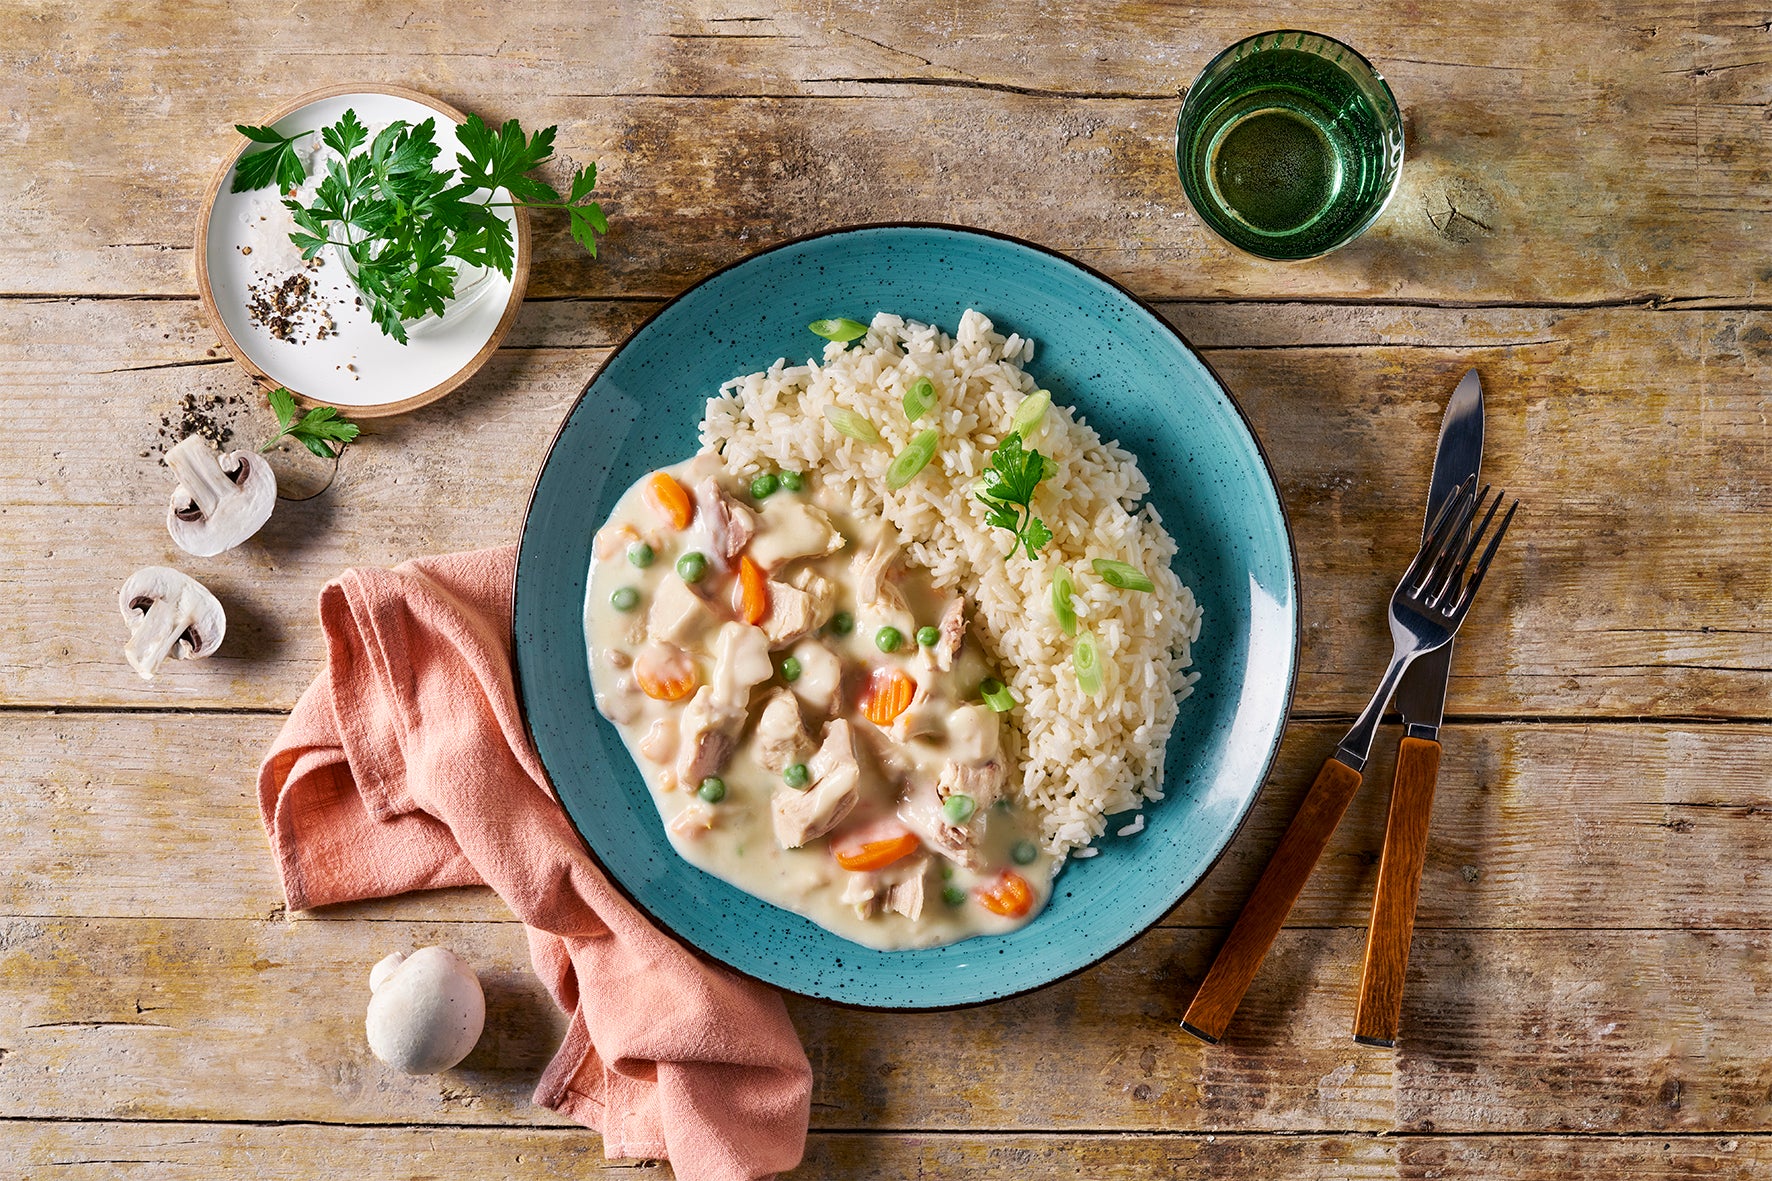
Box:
586;451;1052;949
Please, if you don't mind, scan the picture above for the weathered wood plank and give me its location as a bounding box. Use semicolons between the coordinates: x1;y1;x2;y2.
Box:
8;712;1770;934
2;298;1768;716
2;3;1771;302
4;1123;1768;1181
0;916;1765;1132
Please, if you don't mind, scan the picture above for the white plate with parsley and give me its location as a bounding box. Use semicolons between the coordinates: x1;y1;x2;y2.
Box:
197;85;602;417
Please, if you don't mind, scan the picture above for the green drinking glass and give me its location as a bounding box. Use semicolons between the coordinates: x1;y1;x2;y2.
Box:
1176;30;1404;260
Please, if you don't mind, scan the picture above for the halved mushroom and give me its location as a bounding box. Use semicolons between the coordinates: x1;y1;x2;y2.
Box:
164;435;276;556
119;566;226;680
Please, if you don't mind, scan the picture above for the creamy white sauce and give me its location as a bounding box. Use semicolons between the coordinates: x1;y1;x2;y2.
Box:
585;453;1053;950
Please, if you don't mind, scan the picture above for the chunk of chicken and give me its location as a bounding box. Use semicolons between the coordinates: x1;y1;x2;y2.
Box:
932;595;966;671
759;569;835;647
753;688;815;772
886;861;927;921
788;639;844;717
668;801;716;837
897;777;984;870
710;621;774;713
694;477;756;562
749;501;846;570
840;872;881;918
773;719;862;848
888;675;945;743
938;758;1008;811
648;575;722;650
852;532;908;614
676;686;740;785
945;703;1002;764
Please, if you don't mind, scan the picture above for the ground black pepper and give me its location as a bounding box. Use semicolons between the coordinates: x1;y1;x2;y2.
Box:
246;258;336;343
156;389;245;452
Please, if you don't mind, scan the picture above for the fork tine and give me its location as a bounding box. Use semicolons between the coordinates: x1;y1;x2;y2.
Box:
1450;497;1518;617
1428;486;1502;607
1402;476;1476;589
1416;481;1483;599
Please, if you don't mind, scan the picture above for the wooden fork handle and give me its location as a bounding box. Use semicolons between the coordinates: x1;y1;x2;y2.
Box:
1353;736;1444;1047
1182;756;1365;1044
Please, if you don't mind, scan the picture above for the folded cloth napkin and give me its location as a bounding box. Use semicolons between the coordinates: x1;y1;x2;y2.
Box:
257;546;812;1181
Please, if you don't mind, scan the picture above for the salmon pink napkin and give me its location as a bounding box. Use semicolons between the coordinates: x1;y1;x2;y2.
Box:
257;546;812;1181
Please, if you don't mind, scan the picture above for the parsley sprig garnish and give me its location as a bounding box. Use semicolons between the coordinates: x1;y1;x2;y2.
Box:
259;388;362;459
977;431;1055;560
231;108;607;343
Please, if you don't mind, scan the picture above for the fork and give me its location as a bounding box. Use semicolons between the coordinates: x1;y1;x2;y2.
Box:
1181;479;1518;1044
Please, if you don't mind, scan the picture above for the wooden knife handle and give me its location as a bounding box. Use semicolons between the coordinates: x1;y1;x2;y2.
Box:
1182;756;1366;1044
1353;736;1444;1047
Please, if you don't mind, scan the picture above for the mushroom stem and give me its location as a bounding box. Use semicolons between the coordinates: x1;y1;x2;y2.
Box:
124;596;189;680
165;436;236;519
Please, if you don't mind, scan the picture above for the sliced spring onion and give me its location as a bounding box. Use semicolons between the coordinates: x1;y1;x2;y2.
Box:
942;794;977;824
902;376;937;421
823;405;881;444
1051;564;1078;636
1091;558;1155;592
885;428;940;490
809;317;869;342
1009;388;1051;439
979;677;1017;712
1074;630;1103;696
1040;455;1060;481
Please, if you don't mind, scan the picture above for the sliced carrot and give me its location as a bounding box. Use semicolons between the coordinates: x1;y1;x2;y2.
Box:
859;667;916;726
735;555;768;625
976;870;1034;918
642;471;693;530
634;645;698;702
833;822;921;872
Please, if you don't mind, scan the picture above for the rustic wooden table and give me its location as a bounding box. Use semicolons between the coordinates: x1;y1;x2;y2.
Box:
5;2;1770;1177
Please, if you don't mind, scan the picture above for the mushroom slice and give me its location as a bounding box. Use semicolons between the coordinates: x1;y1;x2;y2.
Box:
164;435;277;557
118;566;226;680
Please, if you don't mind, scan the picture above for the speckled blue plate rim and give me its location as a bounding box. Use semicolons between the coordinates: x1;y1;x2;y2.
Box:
511;221;1301;1012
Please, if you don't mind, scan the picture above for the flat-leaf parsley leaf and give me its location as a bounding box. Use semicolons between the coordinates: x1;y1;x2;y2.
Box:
977;431;1055;560
260;388;362;460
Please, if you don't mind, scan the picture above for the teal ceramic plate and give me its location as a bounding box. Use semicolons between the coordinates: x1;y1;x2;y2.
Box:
514;225;1297;1009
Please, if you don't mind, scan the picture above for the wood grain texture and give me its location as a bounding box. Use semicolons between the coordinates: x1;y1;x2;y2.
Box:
1185;757;1365;1043
2;916;1768;1133
3;298;1770;715
1354;736;1446;1047
4;3;1772;303
11;713;1772;934
5;1124;1770;1181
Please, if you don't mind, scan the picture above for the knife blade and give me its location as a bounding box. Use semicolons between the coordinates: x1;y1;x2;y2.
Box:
1352;367;1484;1047
1392;369;1484;739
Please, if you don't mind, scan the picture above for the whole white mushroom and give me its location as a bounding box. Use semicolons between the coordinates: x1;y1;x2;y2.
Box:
364;947;485;1074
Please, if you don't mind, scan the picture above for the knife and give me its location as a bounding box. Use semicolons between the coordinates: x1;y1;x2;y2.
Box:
1352;368;1484;1046
1181;369;1484;1046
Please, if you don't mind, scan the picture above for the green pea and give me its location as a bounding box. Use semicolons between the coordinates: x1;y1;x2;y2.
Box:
875;626;903;653
780;656;802;682
750;473;779;499
627;541;654;568
697;777;726;803
780;470;805;492
783;763;810;789
942;794;976;824
610;586;640;612
916;625;940;648
677;551;709;583
829;611;854;636
939;863;955;881
941;885;967;908
1011;840;1038;865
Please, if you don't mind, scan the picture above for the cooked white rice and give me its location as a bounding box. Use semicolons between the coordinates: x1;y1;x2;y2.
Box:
701;310;1202;858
